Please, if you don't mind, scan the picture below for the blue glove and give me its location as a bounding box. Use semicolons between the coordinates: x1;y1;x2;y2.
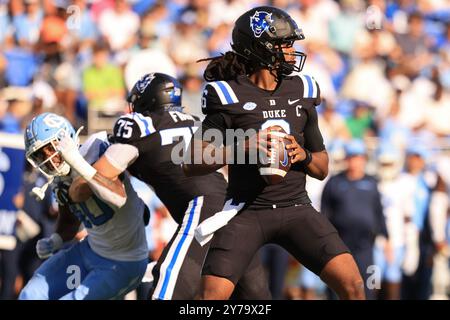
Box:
36;233;63;259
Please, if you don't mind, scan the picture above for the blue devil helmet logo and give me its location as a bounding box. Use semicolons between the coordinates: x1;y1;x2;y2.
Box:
250;11;273;38
136;73;156;93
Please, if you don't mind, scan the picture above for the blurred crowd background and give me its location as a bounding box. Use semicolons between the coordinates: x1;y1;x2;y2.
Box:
0;0;449;300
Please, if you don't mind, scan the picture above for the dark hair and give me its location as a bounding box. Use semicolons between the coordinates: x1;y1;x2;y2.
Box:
92;41;110;54
198;51;257;82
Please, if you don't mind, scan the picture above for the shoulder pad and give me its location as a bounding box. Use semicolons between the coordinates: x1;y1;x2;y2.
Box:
296;74;321;104
202;81;239;115
79;131;109;164
113;113;156;142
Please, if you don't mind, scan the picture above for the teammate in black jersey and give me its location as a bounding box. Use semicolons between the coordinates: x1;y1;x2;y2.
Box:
184;6;365;299
107;73;269;299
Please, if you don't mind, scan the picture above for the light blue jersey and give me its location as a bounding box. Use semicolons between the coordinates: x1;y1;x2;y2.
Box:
20;132;148;300
19;240;147;300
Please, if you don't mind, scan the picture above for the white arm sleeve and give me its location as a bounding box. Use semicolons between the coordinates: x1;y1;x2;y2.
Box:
86;179;127;209
429;191;449;243
103;144;139;172
85;144;139;209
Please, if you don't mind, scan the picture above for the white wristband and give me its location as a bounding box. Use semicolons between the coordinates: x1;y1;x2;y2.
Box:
57;135;97;181
63;148;97;181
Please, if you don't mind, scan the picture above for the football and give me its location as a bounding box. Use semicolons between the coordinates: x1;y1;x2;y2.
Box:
258;126;292;185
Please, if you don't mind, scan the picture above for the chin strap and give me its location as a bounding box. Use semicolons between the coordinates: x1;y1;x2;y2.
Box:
74;126;84;145
31;126;84;202
31;176;54;201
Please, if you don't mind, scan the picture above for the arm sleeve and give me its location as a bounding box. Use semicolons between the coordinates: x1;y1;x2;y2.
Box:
304;105;326;152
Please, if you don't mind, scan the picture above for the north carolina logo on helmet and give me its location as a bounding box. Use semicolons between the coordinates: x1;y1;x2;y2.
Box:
43;114;65;128
136;73;156;93
250;11;273;38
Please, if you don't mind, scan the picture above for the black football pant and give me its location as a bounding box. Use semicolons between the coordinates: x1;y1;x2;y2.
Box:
149;195;271;300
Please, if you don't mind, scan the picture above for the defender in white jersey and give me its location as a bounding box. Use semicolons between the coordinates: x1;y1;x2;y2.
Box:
19;113;148;300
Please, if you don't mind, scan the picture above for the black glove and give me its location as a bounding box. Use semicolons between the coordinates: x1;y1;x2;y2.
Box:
53;178;72;206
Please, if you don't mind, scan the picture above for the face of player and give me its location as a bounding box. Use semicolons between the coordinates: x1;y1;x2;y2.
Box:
32;142;63;173
279;42;297;65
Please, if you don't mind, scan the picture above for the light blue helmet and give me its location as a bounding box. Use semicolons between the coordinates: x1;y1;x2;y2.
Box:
24;112;78;178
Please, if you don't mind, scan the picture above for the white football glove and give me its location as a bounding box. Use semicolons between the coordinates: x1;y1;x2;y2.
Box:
56;135;96;181
36;233;63;259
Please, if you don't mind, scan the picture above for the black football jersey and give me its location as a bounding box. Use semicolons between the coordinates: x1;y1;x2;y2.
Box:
201;74;325;208
112;110;226;222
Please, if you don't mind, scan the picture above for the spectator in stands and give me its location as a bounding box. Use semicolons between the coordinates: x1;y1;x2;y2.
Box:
82;42;125;116
168;18;209;73
399;144;448;300
321;139;388;299
0;2;11;47
394;12;433;79
317;99;351;146
139;2;173;52
327;0;363;56
39;1;67;48
0;87;32;133
378;88;411;150
345;100;377;139
98;0;139;53
207;22;232;57
179;71;204;119
12;0;42;48
374;144;406;300
425;68;450;136
2;35;38;87
68;0;99;50
124;31;177;91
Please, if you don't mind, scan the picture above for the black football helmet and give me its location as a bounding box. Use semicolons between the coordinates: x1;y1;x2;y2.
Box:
127;73;183;115
231;6;306;76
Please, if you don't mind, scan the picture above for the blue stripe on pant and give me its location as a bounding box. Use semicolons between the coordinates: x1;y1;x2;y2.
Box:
19;239;147;300
157;197;198;299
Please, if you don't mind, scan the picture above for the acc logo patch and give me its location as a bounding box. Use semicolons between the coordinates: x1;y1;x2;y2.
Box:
243;102;257;111
136;73;156;93
250;11;273;38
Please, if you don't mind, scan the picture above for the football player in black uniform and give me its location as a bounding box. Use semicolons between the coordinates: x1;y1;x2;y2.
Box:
184;6;365;299
105;73;270;299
